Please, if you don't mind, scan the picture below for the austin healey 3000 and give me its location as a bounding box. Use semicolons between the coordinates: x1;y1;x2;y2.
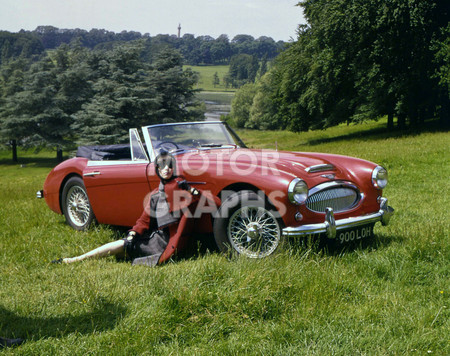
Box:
37;121;394;258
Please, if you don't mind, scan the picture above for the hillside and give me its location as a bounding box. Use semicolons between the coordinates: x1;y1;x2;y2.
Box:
0;121;448;354
185;65;234;92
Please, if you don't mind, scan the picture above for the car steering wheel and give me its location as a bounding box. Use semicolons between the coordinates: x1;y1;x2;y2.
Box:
155;141;180;151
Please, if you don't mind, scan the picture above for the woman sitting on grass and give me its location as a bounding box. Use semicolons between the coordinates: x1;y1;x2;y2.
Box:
53;151;220;267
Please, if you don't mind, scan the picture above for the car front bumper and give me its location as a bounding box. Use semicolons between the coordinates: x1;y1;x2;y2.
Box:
282;197;394;238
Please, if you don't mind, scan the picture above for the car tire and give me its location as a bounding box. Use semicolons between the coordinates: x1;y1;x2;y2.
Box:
213;190;284;258
61;176;95;230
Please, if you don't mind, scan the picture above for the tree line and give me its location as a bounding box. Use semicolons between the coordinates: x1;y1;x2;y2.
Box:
1;27;285;66
230;0;449;131
0;40;202;161
0;26;286;162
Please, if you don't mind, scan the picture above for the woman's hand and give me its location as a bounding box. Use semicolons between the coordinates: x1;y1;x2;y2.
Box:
126;231;136;241
178;180;199;196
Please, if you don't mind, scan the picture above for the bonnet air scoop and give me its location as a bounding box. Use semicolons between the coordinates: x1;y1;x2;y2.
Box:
305;164;335;173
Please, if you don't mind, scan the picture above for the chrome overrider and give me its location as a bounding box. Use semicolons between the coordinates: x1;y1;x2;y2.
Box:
282;197;394;238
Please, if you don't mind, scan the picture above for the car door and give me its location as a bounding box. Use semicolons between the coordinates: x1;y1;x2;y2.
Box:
83;129;152;227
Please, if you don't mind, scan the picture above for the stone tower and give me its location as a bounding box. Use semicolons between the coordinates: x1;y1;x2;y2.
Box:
178;24;181;38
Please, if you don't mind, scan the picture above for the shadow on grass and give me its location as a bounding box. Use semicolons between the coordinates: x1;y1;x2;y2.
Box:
66;224;403;267
0;297;126;341
160;229;404;263
170;233;220;263
284;231;404;257
0;156;61;169
325;232;404;256
306;119;448;146
134;228;405;263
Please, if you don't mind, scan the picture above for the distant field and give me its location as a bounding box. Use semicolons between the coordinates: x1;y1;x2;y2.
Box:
184;65;234;92
0;121;448;354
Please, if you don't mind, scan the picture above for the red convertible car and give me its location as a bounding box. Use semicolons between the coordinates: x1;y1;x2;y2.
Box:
37;121;394;258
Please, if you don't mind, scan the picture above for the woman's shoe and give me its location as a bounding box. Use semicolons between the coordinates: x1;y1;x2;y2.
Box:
0;337;24;348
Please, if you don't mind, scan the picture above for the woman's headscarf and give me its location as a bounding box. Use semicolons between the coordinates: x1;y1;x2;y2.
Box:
155;151;177;183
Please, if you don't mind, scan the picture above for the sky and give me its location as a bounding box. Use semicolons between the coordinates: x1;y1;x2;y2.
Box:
0;0;305;42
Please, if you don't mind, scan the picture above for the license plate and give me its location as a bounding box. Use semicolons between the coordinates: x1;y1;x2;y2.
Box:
337;225;373;244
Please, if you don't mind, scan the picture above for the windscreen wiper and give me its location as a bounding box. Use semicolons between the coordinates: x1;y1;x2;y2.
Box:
199;143;237;148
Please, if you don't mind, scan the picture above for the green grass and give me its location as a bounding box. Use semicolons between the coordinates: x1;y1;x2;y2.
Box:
0;122;449;354
184;65;234;92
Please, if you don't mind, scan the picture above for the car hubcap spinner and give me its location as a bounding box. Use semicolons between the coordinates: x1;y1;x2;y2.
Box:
246;222;263;242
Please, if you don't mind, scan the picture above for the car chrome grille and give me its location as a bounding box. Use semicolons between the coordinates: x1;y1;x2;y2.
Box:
306;187;359;213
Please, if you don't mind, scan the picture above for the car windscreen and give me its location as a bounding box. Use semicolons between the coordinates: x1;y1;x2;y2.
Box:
147;122;239;155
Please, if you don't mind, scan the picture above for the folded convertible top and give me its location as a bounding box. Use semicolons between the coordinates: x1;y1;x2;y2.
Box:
76;144;131;160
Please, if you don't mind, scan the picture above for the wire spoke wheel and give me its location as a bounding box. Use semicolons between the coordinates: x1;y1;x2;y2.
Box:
62;176;95;230
66;186;91;227
227;206;281;258
214;190;283;258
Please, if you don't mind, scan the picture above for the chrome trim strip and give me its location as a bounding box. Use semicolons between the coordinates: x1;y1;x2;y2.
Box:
130;128;149;161
83;171;101;177
308;181;358;197
305;164;335;173
143;121;222;129
282;197;394;238
141;126;154;161
86;160;148;167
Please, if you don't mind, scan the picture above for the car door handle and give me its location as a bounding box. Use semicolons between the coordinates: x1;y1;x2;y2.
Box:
83;171;101;177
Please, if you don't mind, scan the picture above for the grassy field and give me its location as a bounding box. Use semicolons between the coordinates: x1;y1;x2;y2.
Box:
184;65;234;92
0;121;449;354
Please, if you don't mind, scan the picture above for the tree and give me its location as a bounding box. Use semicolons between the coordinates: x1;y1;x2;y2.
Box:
254;36;279;59
0;58;31;161
348;0;449;129
151;48;201;124
262;25;319;132
0;46;89;160
247;73;278;130
72;44;201;145
213;72;220;88
0;31;43;64
228;54;260;88
433;24;450;93
210;35;232;64
0;58;64;160
432;24;450;127
230;83;258;127
0;40;202;159
259;0;449;132
0;28;287;66
258;54;268;78
231;35;255;56
179;34;202;65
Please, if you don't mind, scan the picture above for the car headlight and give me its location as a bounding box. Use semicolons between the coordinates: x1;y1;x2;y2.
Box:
372;166;388;190
288;178;308;204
